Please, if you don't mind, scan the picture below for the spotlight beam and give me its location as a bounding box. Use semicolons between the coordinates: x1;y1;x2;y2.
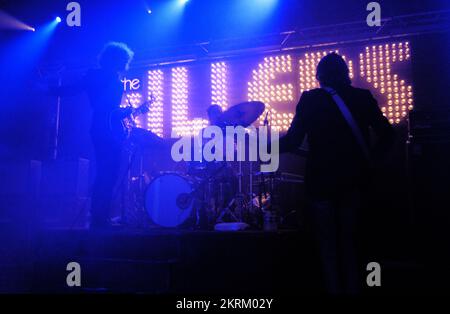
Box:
0;9;35;31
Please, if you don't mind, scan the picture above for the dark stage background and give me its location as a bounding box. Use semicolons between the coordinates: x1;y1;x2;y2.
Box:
0;0;450;294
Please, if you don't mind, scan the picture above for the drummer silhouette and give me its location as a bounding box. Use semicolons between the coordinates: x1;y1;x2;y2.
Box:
206;104;224;128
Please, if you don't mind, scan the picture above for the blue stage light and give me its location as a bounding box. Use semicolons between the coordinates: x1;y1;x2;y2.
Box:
147;9;152;14
179;0;189;4
0;10;35;31
55;16;62;23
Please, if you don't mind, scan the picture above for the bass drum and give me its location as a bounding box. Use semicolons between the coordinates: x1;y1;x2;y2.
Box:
145;173;195;228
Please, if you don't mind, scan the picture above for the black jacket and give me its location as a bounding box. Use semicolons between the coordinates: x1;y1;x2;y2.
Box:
279;86;394;198
83;69;124;140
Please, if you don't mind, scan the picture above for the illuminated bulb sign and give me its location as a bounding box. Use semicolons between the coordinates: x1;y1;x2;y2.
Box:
122;41;413;137
360;42;413;124
122;77;141;90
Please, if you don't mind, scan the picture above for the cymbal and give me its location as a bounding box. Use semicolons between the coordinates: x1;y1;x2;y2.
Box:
219;101;265;128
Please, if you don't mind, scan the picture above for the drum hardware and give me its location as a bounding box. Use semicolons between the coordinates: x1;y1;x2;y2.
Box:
252;171;305;228
178;162;227;205
183;162;238;228
115;127;170;227
119;100;310;230
252;171;304;184
111;141;139;227
216;195;240;223
213;157;246;224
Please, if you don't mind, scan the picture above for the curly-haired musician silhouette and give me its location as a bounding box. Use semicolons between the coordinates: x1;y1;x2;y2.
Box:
53;42;134;229
86;42;134;229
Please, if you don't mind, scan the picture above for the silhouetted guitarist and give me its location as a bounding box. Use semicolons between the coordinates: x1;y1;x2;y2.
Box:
52;42;135;229
280;53;394;294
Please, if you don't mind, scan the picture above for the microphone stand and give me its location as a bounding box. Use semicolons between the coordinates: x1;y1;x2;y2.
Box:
259;111;270;213
52;73;63;160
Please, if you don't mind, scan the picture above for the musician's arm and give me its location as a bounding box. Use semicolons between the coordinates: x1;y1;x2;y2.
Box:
366;90;395;157
117;106;133;119
279;92;308;153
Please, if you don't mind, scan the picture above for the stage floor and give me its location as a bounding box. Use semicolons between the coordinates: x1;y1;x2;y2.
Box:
0;225;426;294
30;227;310;294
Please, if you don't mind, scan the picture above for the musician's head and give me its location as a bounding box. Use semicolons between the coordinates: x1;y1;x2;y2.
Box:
316;52;351;89
98;42;134;73
207;104;223;126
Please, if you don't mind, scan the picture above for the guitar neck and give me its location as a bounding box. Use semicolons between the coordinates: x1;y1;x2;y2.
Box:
129;102;149;117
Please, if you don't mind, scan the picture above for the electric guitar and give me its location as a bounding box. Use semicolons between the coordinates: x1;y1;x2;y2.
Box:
109;94;155;142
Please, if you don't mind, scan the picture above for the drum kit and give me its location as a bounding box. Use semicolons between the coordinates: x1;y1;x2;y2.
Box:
117;101;304;231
